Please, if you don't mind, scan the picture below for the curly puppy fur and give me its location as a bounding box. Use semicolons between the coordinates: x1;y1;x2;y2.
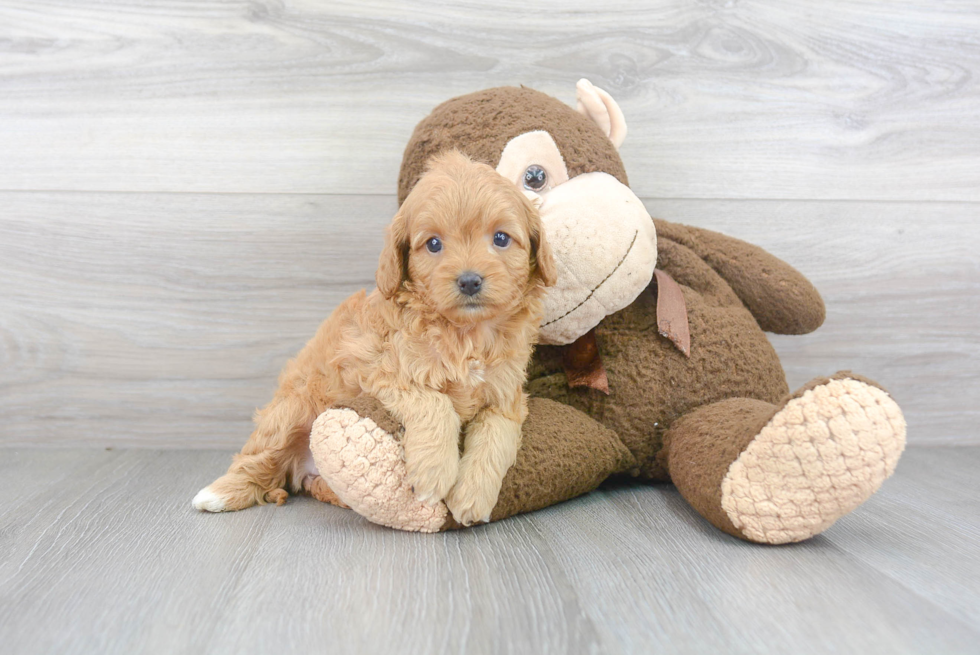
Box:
193;151;556;525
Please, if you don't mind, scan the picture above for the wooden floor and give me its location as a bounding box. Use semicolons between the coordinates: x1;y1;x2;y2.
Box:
1;447;977;655
3;2;979;653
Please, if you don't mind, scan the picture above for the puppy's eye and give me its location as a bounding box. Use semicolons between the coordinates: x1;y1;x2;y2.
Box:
425;237;442;253
493;231;511;248
523;165;547;191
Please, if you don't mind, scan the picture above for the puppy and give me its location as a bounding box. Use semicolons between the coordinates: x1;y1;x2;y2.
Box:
193;150;556;525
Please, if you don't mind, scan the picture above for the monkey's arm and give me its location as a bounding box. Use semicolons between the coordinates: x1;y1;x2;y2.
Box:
653;218;825;335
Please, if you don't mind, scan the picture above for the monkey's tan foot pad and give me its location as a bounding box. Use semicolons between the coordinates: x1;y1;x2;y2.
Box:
310;409;448;533
721;377;907;544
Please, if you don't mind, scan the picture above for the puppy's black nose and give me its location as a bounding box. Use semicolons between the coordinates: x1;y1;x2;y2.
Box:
457;272;483;296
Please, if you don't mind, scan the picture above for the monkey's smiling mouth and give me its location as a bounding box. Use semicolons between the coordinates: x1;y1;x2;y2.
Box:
541;229;639;328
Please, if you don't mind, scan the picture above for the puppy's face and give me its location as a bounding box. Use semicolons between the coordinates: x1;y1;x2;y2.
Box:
377;151;556;325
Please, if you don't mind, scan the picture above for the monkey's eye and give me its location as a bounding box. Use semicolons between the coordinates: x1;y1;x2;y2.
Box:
493;231;511;248
425;237;442;253
523;165;547;191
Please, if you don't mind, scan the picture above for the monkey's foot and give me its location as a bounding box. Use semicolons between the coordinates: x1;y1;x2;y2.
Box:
309;405;448;533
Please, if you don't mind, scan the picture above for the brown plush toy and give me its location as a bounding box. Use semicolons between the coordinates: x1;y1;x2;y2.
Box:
304;80;907;544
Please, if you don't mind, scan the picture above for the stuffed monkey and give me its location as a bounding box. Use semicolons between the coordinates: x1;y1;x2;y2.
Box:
305;80;906;544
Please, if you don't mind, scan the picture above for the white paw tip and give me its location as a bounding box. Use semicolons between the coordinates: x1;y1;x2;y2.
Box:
192;487;227;512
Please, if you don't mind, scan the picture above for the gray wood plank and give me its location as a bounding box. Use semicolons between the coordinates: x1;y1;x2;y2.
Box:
0;449;279;655
0;192;393;448
2;192;976;447
0;449;604;655
1;1;979;200
0;449;120;560
206;504;603;655
532;477;980;655
0;447;977;655
825;448;980;627
537;448;980;655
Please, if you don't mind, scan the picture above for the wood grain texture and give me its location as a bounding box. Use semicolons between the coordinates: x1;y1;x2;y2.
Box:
1;0;979;200
0;192;391;447
0;447;977;655
2;192;976;447
531;449;980;654
3;3;976;652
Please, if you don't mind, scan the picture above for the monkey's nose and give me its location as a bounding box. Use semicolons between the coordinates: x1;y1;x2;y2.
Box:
457;272;483;296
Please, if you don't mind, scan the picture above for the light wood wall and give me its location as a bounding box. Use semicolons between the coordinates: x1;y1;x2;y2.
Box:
1;1;977;446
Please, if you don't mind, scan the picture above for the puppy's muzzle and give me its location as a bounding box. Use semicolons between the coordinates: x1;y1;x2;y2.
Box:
457;272;484;297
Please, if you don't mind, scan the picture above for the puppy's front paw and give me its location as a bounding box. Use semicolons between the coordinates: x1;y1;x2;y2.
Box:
405;453;459;506
446;473;499;527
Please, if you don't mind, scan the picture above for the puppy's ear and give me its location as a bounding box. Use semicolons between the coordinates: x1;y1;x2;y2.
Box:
376;208;410;298
527;203;557;288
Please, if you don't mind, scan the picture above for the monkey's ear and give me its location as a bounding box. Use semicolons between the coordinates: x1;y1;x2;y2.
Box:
528;206;558;288
575;79;628;149
376;209;410;298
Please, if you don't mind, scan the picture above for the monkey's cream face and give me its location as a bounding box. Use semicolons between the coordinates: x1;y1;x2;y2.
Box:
496;130;658;345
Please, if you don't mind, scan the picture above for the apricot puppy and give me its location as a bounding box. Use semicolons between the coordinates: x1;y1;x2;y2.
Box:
193;150;556;525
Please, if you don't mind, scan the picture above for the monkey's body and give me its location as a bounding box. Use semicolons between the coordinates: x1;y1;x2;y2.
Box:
527;224;792;482
308;81;906;544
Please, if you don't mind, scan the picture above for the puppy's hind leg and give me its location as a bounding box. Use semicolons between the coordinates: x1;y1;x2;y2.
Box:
193;391;318;512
